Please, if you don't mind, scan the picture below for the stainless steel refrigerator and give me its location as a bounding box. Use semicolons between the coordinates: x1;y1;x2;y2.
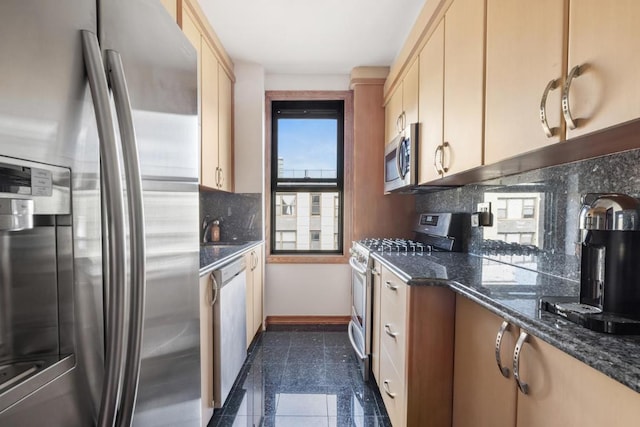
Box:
0;0;200;426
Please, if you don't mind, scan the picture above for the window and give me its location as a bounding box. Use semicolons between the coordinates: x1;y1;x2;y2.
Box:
522;199;535;219
275;231;297;250
271;100;344;254
311;194;321;216
310;231;321;250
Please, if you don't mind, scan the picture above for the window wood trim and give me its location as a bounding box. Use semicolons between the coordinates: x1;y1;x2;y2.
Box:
265;90;354;264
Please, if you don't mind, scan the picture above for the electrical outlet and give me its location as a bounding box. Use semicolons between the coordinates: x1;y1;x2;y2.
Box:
471;202;493;227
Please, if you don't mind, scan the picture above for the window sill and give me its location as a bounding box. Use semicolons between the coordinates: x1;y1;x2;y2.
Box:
267;254;348;264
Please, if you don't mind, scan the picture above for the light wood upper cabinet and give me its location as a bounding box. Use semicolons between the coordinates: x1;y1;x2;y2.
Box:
484;0;567;164
516;332;640;427
180;0;234;191
453;295;518;427
384;59;419;146
385;86;403;144
565;0;640;139
442;0;485;175
418;20;444;184
403;59;420;132
218;67;233;192
201;39;220;189
159;0;177;22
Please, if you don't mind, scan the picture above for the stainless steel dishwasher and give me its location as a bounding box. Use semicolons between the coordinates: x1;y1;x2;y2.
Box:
211;257;247;408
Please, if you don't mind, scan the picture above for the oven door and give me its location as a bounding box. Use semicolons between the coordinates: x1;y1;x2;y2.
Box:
348;255;370;375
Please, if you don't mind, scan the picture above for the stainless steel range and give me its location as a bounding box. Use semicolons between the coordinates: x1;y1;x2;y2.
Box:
347;212;465;380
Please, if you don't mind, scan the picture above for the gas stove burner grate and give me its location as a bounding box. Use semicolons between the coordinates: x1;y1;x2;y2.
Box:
358;238;434;253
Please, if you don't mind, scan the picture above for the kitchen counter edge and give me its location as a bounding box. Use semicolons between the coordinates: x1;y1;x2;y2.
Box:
371;251;640;395
199;240;264;276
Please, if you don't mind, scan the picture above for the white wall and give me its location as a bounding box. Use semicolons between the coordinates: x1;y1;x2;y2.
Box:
265;73;352;317
265;264;351;316
234;62;265;194
265;74;350;91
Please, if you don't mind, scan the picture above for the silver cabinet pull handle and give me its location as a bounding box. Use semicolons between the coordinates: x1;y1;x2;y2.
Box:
562;64;584;130
401;111;406;132
218;167;224;188
540;78;560;137
210;272;219;306
513;331;530;394
384;323;398;339
396;113;403;134
495;321;511;378
382;380;396;399
441;141;450;173
384;280;398;291
82;30;127;427
214;166;220;188
433;145;443;176
371;267;380;276
106;49;148;427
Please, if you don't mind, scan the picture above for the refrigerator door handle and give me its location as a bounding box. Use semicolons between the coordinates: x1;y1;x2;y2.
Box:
105;49;147;427
81;30;128;427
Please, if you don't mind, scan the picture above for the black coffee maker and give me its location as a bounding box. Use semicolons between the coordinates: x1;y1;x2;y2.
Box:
542;193;640;334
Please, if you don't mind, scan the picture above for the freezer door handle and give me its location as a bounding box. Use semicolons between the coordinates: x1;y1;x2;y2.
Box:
81;30;128;427
106;49;148;427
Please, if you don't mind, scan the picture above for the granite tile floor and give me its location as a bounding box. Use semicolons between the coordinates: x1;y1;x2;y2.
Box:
207;328;392;427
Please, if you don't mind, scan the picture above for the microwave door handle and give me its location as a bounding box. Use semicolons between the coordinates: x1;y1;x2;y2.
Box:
395;137;405;179
106;49;148;427
82;30;128;427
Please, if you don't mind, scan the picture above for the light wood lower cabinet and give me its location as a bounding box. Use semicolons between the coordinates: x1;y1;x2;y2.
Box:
453;295;640;427
516;332;640;427
453;295;519;427
371;260;382;382
374;265;456;426
198;273;214;427
245;244;264;348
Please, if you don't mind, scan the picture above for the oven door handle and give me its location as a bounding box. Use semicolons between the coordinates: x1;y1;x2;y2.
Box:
349;257;367;276
348;320;368;361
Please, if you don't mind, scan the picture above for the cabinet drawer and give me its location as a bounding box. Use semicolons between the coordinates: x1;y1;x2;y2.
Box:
379;267;408;391
379;343;406;427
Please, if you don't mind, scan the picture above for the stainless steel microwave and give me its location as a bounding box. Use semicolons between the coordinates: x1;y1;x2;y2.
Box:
384;122;419;193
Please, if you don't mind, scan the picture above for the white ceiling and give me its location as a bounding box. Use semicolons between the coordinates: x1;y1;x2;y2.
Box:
198;0;426;75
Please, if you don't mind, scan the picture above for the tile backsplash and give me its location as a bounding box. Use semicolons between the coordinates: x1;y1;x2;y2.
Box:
200;190;262;243
415;148;640;281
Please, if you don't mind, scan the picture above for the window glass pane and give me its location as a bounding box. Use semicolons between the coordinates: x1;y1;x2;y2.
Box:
277;119;337;179
274;191;340;251
311;194;321;216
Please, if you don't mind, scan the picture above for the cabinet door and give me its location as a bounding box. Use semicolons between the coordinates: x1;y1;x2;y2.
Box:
443;0;485;174
218;66;233;191
452;296;518;427
516;333;640;427
199;274;214;422
201;39;219;189
371;260;382;382
252;245;263;334
245;251;254;348
565;0;640;139
418;20;444;184
385;86;403;144
159;0;177;22
403;58;420;130
485;0;567;164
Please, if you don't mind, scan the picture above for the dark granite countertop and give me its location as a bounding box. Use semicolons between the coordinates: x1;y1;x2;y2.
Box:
371;251;640;394
199;240;263;275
